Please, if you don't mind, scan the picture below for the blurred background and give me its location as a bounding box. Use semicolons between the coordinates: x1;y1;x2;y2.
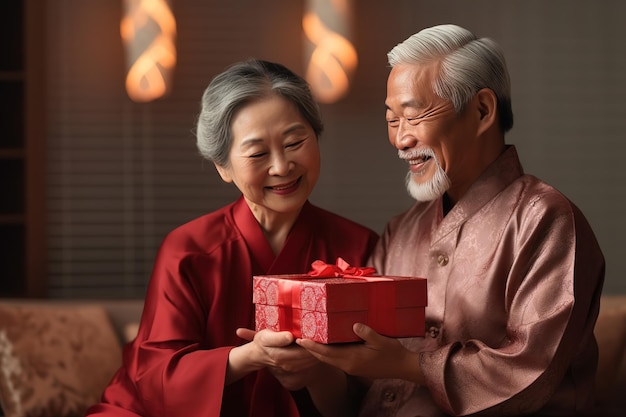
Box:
2;0;625;299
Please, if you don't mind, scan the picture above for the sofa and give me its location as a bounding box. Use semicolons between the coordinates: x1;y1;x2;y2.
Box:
593;295;626;416
0;295;624;417
0;299;144;417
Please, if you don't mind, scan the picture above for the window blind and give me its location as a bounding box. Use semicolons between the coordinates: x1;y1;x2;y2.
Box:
46;0;626;298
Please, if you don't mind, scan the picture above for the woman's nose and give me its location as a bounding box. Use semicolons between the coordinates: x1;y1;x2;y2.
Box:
268;153;292;176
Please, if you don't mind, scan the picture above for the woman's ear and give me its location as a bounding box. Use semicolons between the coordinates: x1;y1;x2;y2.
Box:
475;88;498;135
214;163;233;183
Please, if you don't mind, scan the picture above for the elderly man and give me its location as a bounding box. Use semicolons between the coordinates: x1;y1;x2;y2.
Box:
298;24;605;417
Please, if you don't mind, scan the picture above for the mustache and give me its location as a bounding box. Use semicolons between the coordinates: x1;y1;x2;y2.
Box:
398;147;436;161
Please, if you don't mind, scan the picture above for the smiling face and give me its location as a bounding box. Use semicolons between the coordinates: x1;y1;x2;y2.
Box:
385;62;481;202
215;94;320;223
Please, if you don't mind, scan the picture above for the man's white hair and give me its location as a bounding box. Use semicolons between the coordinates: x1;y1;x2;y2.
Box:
388;24;514;132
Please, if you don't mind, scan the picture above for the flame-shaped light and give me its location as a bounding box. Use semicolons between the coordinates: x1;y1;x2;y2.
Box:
121;0;177;102
303;0;357;104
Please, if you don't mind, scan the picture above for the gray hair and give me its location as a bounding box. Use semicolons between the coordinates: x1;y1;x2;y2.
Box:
195;59;324;167
388;24;514;132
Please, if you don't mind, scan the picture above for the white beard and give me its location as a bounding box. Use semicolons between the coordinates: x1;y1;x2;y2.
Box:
405;158;451;202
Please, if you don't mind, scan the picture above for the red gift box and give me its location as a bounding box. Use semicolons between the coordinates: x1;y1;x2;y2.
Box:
253;258;427;344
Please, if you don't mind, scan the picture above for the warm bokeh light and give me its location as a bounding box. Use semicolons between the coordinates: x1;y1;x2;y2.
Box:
303;0;357;104
121;0;177;102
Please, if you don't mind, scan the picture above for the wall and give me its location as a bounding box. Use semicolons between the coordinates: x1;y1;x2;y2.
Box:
46;0;626;297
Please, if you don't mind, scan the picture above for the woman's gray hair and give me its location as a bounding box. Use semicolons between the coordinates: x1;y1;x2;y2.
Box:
388;24;514;132
195;59;324;167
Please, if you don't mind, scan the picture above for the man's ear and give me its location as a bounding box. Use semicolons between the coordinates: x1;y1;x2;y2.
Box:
475;88;498;135
214;163;233;183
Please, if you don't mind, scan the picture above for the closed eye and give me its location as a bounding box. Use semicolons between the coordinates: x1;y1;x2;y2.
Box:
407;116;423;125
248;152;267;159
286;139;305;149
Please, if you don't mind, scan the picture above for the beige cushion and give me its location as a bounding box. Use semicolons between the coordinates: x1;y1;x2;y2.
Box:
594;296;626;403
123;322;140;343
0;304;122;417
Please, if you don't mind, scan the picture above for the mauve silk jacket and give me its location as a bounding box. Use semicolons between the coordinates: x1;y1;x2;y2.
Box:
360;146;605;417
85;197;378;417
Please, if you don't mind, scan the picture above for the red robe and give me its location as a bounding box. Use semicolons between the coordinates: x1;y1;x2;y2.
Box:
86;197;379;417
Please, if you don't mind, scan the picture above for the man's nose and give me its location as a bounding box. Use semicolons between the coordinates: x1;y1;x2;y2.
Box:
392;120;418;150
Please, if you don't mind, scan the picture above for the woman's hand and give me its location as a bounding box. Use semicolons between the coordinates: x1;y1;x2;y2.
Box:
227;327;319;390
233;327;368;417
296;323;425;385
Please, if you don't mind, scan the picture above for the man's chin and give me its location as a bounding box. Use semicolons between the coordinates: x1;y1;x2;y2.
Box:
405;174;448;202
407;188;442;202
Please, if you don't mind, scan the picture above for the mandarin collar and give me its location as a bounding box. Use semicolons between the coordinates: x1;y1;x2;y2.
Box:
433;145;524;243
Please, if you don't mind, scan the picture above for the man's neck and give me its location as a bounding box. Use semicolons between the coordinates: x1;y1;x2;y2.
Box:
443;193;454;216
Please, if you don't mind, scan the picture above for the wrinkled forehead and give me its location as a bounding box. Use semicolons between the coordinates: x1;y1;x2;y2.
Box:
386;63;441;109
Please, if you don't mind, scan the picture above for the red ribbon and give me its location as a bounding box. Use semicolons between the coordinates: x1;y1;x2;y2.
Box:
275;258;397;341
308;257;377;277
275;258;378;338
277;279;303;337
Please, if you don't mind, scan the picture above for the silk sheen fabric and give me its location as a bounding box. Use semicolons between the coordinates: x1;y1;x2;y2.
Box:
85;197;378;417
360;146;605;417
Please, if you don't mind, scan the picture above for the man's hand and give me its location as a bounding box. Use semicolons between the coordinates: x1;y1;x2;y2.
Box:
296;323;425;385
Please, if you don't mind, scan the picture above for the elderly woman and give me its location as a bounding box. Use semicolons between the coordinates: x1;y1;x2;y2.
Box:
86;60;378;417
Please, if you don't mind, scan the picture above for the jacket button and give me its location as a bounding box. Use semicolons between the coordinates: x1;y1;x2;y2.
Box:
382;390;396;402
428;326;440;338
437;254;449;266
